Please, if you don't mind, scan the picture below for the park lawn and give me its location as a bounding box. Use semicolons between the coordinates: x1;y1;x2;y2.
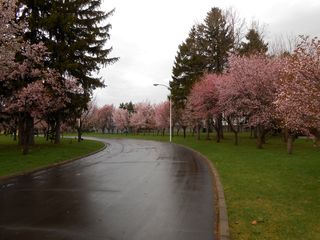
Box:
85;132;320;240
0;135;104;177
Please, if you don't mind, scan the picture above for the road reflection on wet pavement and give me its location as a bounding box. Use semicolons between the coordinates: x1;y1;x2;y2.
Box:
0;138;216;240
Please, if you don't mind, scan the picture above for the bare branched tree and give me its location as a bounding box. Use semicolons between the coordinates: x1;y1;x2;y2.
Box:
269;33;299;56
225;7;246;50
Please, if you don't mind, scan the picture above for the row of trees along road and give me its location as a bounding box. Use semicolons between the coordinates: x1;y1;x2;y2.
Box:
170;7;319;154
170;7;268;143
74;101;167;136
0;0;117;154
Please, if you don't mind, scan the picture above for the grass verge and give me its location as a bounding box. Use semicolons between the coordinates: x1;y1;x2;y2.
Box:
0;135;104;178
85;132;320;240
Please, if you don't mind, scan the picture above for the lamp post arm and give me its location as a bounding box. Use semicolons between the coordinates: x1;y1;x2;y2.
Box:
153;83;171;90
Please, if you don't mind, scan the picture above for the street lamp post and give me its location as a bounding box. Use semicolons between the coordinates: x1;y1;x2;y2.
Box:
153;83;172;142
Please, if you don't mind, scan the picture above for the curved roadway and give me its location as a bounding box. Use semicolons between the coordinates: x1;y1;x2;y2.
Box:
0;138;216;240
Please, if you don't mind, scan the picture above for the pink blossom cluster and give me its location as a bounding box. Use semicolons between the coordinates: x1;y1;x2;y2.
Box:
185;37;320;141
154;101;170;130
274;36;320;134
113;108;130;131
1;0;82;120
130;102;156;131
83;101;172;134
220;54;282;128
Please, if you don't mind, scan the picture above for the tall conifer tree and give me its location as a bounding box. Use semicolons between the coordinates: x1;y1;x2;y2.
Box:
200;7;234;73
238;29;268;56
170;26;206;109
170;7;235;140
170;7;235;109
20;0;118;142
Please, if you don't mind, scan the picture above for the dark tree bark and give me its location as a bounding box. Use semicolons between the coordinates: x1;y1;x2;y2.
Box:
18;113;34;155
256;125;267;149
197;123;201;140
182;126;187;138
77;128;82;142
206;118;211;140
227;117;239;145
54;115;61;144
176;127;180;136
214;114;224;143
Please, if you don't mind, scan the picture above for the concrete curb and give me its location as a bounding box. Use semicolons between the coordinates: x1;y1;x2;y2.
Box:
173;143;230;240
205;156;230;240
0;139;107;183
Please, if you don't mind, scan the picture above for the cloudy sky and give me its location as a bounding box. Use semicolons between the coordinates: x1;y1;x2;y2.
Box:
95;0;320;107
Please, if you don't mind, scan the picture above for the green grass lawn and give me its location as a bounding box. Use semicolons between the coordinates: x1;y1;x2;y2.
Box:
0;135;104;177
85;131;320;240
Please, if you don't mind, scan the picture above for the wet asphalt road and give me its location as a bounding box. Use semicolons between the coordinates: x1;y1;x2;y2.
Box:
0;138;216;240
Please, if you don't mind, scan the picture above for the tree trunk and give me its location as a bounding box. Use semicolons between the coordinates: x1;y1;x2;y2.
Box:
227;118;239;145
216;128;221;143
29;119;34;146
12;119;18;141
197;123;201;140
54;115;61;144
231;122;238;145
218;114;224;139
18;117;23;146
256;125;266;149
234;131;238;145
77;127;82;142
46;127;50;141
183;127;186;138
76;118;82;142
282;128;289;143
206;118;211;140
13;128;17;141
18;113;34;155
215;115;224;143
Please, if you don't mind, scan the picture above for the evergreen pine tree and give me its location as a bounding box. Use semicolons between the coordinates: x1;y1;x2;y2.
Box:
20;0;118;142
119;102;135;115
170;7;235;141
170;7;235;110
170;26;206;109
198;7;234;141
238;29;268;56
200;7;234;74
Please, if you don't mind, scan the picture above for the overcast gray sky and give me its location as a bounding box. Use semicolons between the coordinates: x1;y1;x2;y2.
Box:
94;0;320;107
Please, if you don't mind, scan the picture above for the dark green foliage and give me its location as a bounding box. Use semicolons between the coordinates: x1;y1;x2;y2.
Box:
119;101;135;115
170;26;206;108
200;7;234;73
170;7;235;109
20;0;118;142
238;29;268;56
21;0;118;92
